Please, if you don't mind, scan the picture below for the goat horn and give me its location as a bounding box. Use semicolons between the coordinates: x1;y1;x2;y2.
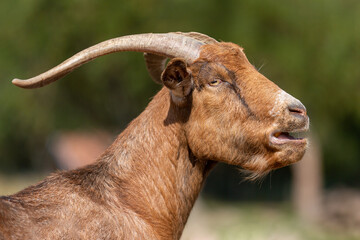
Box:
12;33;204;89
175;32;218;44
144;53;167;84
144;32;218;83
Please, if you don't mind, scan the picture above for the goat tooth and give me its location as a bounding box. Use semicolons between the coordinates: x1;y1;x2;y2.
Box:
274;132;281;138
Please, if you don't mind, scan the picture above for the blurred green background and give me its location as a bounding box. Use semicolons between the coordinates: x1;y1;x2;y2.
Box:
0;0;359;239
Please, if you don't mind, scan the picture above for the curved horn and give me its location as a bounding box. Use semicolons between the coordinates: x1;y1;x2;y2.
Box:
12;33;204;89
144;32;218;83
175;32;218;44
144;53;167;84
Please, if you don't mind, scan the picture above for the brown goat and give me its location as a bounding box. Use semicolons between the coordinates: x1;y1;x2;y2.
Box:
0;32;309;239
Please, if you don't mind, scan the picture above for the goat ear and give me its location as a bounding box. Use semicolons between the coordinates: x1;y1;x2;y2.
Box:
161;58;192;104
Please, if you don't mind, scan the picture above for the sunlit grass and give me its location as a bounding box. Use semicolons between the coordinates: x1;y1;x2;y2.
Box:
182;199;360;240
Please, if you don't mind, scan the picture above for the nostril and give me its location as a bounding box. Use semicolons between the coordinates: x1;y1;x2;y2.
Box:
288;104;307;117
289;108;304;115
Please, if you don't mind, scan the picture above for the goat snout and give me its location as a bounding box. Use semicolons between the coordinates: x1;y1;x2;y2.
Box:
288;102;307;118
286;100;309;131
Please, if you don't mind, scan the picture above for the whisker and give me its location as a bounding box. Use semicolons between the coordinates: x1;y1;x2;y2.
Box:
257;62;266;72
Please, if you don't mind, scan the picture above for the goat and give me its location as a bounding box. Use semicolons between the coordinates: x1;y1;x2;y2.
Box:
0;32;309;240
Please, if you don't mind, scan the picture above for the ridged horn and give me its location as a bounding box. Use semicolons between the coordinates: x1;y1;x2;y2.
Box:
12;33;204;89
144;53;167;84
144;32;218;83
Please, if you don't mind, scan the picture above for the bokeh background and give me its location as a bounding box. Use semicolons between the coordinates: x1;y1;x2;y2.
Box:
1;0;359;239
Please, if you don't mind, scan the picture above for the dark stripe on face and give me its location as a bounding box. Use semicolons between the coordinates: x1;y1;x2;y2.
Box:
223;67;256;118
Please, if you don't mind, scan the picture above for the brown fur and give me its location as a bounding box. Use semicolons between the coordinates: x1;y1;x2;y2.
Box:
0;42;308;239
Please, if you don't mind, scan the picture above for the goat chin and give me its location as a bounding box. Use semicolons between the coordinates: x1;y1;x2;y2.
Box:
2;32;309;239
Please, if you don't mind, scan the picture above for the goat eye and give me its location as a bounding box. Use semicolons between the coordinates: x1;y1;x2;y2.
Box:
209;79;222;86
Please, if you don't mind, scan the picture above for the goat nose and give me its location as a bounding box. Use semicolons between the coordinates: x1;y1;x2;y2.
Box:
288;103;307;117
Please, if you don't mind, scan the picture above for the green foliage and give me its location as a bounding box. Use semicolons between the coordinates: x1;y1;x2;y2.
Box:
0;0;359;186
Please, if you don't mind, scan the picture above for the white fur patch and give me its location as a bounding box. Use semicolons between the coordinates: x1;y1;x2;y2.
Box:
171;92;187;104
170;85;192;105
269;90;302;117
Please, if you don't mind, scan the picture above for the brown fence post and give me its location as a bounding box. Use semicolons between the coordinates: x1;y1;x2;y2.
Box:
292;135;323;222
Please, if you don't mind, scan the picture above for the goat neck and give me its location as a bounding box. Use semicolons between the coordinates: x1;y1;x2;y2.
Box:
101;88;214;239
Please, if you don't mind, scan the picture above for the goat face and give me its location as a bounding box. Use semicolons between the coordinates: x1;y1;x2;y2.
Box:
161;42;309;176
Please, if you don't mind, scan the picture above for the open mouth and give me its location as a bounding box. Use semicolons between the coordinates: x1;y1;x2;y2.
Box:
270;129;308;145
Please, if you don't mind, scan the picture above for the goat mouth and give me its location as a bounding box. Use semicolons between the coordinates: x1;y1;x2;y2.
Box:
270;129;308;146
